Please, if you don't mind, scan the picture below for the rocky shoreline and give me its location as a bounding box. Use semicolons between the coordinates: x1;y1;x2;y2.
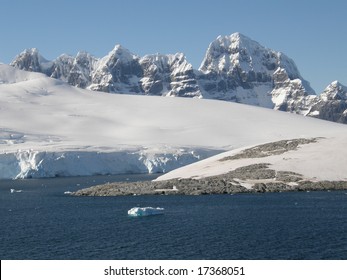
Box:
72;138;347;196
72;163;347;196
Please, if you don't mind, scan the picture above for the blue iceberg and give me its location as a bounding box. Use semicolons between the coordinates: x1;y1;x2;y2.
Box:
128;207;164;217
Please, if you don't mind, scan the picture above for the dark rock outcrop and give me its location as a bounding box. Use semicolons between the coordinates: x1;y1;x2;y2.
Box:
307;81;347;123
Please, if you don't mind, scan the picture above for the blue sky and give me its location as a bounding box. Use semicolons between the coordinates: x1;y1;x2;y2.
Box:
1;0;346;93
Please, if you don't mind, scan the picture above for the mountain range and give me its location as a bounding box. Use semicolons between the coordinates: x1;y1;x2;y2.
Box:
10;32;347;124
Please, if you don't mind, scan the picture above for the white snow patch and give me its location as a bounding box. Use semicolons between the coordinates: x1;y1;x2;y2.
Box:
309;110;320;116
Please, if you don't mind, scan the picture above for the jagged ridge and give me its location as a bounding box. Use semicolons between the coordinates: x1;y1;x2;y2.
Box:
10;32;347;123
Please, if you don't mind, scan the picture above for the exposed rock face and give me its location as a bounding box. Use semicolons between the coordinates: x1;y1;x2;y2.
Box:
198;33;315;110
11;46;200;97
68;52;98;88
139;53;201;97
271;68;317;114
11;48;53;75
49;52;98;88
307;81;347;123
89;45;143;93
50;54;74;82
10;33;347;123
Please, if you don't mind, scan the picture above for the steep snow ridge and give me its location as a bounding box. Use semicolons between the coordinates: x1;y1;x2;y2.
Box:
1;64;347;179
110;44;138;62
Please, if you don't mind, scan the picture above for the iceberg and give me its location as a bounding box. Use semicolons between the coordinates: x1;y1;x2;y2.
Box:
128;207;164;217
10;188;23;193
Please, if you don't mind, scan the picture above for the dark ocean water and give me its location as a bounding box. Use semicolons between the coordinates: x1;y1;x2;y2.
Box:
0;175;347;260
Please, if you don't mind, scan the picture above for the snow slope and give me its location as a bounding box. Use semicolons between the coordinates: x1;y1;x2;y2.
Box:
155;136;347;183
1;64;346;179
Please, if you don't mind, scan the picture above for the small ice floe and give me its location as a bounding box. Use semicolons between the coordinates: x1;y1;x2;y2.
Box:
64;191;73;195
10;189;23;193
128;207;164;217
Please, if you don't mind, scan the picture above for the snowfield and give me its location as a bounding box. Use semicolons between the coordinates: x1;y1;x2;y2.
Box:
1;64;346;179
155;136;347;183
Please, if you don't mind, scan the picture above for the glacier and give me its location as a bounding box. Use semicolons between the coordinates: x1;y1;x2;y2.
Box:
1;64;347;180
0;148;217;179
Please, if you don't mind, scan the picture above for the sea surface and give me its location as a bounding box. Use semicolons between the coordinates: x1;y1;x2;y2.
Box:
0;175;347;260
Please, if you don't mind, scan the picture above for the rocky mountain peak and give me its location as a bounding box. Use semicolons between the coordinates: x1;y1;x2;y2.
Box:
107;44;138;63
88;45;142;93
200;32;275;74
8;33;346;123
139;52;200;97
11;48;53;75
307;80;347;123
320;81;347;101
198;32;315;107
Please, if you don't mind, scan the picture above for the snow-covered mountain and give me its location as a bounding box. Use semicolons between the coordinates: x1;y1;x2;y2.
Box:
306;81;347;123
198;33;314;108
10;32;347;123
11;45;201;98
139;53;200;97
1;64;347;179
